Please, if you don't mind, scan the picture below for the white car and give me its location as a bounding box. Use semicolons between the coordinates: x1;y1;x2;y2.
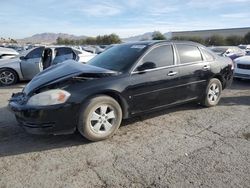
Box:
0;47;19;59
0;46;95;85
73;48;96;62
234;56;250;79
238;44;250;55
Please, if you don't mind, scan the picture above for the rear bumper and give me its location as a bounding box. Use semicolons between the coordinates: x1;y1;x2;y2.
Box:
234;73;250;79
9;101;80;135
234;68;250;79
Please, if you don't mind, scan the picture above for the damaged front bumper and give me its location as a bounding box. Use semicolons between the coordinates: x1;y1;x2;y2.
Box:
9;92;80;135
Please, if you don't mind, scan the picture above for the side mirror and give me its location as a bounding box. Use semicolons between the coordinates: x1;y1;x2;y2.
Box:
20;56;27;60
137;62;156;72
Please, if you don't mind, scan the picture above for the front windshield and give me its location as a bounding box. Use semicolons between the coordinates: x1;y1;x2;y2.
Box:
238;46;246;50
87;44;148;72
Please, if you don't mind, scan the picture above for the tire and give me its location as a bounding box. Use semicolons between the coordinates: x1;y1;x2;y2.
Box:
78;95;122;141
202;78;222;107
0;69;18;86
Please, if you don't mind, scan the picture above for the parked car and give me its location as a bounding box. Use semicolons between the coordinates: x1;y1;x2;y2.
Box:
234;56;250;79
73;48;96;62
0;47;19;60
9;41;234;141
209;46;245;60
238;44;250;55
0;46;95;85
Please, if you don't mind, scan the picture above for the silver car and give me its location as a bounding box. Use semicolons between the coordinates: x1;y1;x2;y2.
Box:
0;46;94;85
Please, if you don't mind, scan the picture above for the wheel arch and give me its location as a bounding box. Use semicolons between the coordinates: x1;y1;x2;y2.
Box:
0;67;20;81
84;90;130;119
212;74;226;89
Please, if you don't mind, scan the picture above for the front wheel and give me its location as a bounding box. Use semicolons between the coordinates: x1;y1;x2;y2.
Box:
202;78;222;107
78;95;122;141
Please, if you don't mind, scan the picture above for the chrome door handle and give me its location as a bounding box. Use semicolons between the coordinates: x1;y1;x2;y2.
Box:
203;65;210;70
167;71;178;76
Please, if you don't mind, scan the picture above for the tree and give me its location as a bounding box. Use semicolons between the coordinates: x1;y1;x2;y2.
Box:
10;38;17;43
152;31;166;40
108;33;121;44
205;35;225;46
244;32;250;44
56;37;64;44
226;35;244;46
56;34;122;45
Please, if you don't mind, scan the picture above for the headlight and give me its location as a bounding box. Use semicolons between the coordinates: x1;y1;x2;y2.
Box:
27;89;71;106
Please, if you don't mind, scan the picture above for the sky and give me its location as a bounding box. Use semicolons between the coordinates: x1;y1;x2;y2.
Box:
1;0;250;39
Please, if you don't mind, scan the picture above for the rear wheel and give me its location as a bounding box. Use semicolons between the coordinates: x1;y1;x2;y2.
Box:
202;78;222;107
78;95;122;141
0;69;18;86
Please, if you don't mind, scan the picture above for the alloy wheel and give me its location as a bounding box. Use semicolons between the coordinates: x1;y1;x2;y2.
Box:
208;83;220;103
0;71;15;85
90;105;116;134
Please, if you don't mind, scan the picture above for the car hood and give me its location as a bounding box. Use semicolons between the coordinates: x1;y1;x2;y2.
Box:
23;60;118;94
234;56;250;64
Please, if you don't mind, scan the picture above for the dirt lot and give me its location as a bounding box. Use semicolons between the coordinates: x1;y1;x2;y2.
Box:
0;80;249;188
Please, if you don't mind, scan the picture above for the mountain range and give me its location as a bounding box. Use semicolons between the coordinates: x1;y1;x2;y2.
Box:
17;33;88;44
17;32;172;44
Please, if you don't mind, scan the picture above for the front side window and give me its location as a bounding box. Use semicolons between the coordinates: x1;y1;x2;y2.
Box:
141;45;174;68
176;44;202;64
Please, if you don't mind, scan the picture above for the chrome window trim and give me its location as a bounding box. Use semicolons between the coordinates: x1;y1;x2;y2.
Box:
131;43;176;74
131;60;205;74
131;42;207;75
174;43;204;65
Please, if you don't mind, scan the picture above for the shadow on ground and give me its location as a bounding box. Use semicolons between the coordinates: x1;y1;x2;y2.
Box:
0;84;249;157
229;79;250;90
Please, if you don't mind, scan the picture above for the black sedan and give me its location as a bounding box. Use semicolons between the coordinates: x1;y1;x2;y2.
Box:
9;41;234;141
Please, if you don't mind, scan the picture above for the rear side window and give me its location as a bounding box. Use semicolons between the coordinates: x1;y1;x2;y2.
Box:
176;44;202;64
55;47;74;56
53;47;76;64
142;45;174;68
201;48;214;61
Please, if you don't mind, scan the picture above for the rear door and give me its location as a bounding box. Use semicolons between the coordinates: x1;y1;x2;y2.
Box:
128;44;181;113
20;47;45;80
173;43;212;101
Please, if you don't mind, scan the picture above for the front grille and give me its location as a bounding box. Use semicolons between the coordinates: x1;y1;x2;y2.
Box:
237;64;250;70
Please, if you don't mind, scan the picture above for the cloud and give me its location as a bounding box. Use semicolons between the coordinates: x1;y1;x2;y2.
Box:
221;13;250;18
187;0;250;8
79;2;122;17
148;6;178;16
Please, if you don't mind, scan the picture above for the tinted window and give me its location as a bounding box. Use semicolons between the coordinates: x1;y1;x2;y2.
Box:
26;47;44;59
88;44;147;72
176;44;202;64
202;48;214;61
141;45;174;68
53;47;75;64
55;47;73;56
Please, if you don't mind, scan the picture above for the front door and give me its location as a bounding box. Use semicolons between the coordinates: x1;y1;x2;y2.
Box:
20;47;45;80
128;44;180;114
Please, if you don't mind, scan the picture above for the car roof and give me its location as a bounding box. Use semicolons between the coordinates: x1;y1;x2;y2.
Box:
122;40;204;47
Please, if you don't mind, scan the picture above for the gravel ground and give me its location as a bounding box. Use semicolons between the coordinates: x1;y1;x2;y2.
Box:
0;80;249;188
